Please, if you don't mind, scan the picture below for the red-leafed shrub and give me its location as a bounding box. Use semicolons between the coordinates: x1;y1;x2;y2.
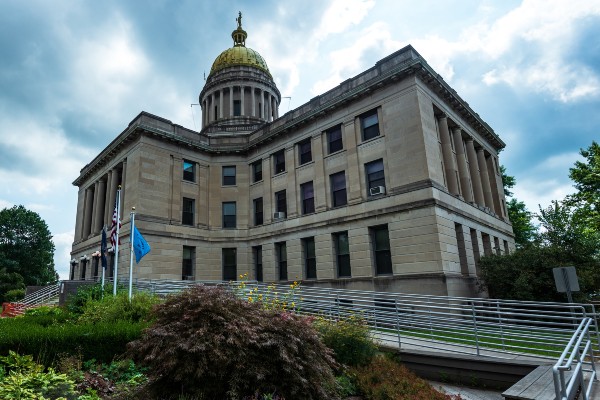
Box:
127;285;339;400
353;355;462;400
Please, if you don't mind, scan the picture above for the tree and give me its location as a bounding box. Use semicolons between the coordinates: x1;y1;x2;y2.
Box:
500;165;537;247
507;199;537;247
0;205;57;287
567;141;600;229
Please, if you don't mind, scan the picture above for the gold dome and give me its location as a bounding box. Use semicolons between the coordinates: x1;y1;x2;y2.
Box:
209;46;271;77
208;12;271;78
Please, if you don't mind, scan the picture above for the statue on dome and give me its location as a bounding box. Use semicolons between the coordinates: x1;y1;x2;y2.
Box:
236;12;242;29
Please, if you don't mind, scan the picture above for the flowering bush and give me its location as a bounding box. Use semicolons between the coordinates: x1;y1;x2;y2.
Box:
127;285;339;400
313;314;377;367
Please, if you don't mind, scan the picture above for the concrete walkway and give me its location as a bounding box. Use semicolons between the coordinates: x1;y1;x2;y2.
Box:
429;381;504;400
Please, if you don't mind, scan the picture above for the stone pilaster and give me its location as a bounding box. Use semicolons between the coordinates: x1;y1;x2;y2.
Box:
438;116;459;195
477;148;495;211
465;139;484;206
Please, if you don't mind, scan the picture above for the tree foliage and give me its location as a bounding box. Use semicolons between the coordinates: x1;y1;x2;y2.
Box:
567;141;600;229
127;285;338;400
501;166;537;248
481;150;600;302
0;205;56;287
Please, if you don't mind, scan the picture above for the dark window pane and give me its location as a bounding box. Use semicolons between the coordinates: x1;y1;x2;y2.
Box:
299;140;312;165
372;226;392;275
335;232;351;277
252;160;262;182
233;100;241;116
276;242;287;281
361;110;380;140
182;246;195;280
301;182;314;214
222;248;237;280
274;150;285;174
182;198;195;226
366;159;385;193
253;246;263;282
330;172;347;207
327;125;343;154
183;160;195;182
223;202;236;228
338;254;351;277
304;237;316;279
275;190;287;214
254;197;263;226
222;166;236;186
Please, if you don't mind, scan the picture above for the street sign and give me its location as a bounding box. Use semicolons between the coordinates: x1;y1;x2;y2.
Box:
553;266;580;303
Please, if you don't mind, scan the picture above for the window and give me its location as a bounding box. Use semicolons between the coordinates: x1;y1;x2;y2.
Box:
371;225;392;275
334;231;351;277
222;248;237;281
182;246;195;280
182;197;195;226
298;139;312;165
222;202;236;228
92;258;99;279
214;105;218;120
253;246;263;282
365;159;385;195
300;181;315;214
360;109;380;140
253;197;263;226
222;166;236;186
80;260;87;280
330;171;347;207
275;190;287;214
233;100;241;116
183;160;195;182
303;237;316;279
252;160;262;182
327;125;343;154
276;242;287;281
273;149;285;174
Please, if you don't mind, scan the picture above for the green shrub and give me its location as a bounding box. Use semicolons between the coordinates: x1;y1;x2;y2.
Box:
22;306;72;326
127;285;339;400
4;288;25;302
314;314;377;367
78;291;161;324
0;351;79;399
65;284;111;315
0;318;146;366
353;355;461;400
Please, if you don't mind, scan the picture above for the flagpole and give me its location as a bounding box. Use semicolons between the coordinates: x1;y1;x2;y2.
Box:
129;208;135;302
113;187;121;296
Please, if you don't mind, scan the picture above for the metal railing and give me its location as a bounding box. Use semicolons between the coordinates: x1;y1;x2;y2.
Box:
5;283;62;315
553;317;597;400
125;278;600;363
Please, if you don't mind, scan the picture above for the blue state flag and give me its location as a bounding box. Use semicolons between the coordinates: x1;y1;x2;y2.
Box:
133;226;151;264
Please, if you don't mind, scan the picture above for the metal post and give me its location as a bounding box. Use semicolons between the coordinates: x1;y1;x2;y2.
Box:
471;302;480;356
128;209;135;301
113;188;121;296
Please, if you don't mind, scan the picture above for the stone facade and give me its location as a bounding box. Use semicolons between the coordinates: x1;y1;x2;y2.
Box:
69;35;514;297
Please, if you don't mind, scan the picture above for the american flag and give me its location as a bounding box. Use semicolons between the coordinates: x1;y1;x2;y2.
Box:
110;204;121;247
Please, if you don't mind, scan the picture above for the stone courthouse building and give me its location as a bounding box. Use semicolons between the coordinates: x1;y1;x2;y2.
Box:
69;15;514;297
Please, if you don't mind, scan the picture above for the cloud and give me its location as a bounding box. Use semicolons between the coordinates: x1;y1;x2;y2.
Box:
53;230;75;280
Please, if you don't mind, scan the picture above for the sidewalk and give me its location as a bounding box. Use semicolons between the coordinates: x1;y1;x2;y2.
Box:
429;381;504;400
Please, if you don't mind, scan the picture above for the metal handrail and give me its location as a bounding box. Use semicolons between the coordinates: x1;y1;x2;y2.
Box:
20;283;60;307
553;317;597;400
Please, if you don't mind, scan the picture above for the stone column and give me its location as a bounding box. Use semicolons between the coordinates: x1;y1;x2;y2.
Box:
251;87;256;117
265;92;271;122
219;89;223;119
438;116;459;195
240;85;245;116
91;181;100;235
465;139;484;206
104;171;113;227
120;161;127;218
93;178;106;234
108;168;118;222
477;148;495;211
210;93;215;123
452;128;472;202
229;86;234;117
82;187;94;239
274;97;278;119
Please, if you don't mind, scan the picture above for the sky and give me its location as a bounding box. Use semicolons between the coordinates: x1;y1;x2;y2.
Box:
0;0;599;280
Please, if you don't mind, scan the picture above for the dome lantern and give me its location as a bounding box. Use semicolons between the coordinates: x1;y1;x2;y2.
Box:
232;11;247;47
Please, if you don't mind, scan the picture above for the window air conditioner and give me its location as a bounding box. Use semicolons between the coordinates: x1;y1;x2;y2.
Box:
273;211;286;220
369;186;386;196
